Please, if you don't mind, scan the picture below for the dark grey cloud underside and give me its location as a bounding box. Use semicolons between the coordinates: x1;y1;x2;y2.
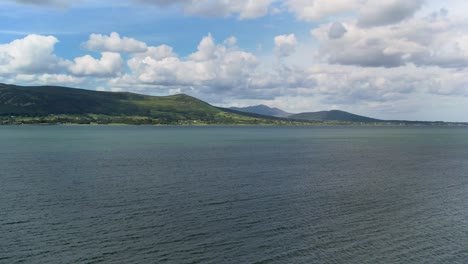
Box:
330;49;405;68
11;0;191;7
12;0;68;6
358;0;425;27
328;22;347;39
134;0;190;6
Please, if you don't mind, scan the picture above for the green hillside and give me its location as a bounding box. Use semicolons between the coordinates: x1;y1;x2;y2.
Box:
0;83;305;125
289;110;381;122
0;83;219;117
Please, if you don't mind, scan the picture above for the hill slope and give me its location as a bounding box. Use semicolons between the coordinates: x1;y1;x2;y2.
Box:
230;105;292;118
0;83;218;117
289;110;381;122
0;83;297;125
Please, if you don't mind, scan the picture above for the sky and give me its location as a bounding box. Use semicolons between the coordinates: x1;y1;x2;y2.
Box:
1;0;468;121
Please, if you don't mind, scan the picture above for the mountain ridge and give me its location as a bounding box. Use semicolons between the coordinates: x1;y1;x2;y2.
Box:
229;104;381;122
288;110;382;122
230;105;292;118
0;83;216;117
0;83;297;125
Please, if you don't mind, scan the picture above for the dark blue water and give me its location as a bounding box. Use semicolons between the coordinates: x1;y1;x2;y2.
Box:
1;126;468;263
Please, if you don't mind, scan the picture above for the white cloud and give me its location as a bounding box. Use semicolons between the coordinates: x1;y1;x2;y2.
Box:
15;74;37;82
357;0;425;27
308;63;421;104
0;34;69;75
69;52;124;77
274;34;298;57
189;33;217;61
136;45;175;60
311;13;468;68
8;0;71;7
83;32;148;53
108;33;317;101
15;73;84;86
122;34;260;89
10;0;274;19
137;0;274;19
286;0;361;22
110;87;125;92
287;0;425;27
36;74;84;85
134;0;191;7
224;36;237;46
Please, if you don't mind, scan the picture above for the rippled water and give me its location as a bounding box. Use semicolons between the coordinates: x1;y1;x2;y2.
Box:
1;126;468;263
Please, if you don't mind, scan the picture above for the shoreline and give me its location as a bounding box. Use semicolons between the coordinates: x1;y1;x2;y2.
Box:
1;122;467;127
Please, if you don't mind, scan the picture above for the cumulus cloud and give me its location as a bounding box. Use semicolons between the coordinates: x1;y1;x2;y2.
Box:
358;0;425;27
136;0;274;19
135;0;190;6
11;0;273;19
328;22;347;39
294;63;468;117
9;0;71;7
135;45;175;60
287;0;425;27
13;73;84;87
189;33;217;61
311;14;468;68
427;68;468;96
104;33;317;101
33;74;84;85
216;61;467;115
278;64;316;89
274;34;298;57
0;34;69;75
83;32;148;53
69;52;124;77
309;64;420;104
286;0;361;22
123;34;259;89
188;0;274;19
224;36;237;46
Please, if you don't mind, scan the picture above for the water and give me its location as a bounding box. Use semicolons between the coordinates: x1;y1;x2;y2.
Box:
1;126;468;263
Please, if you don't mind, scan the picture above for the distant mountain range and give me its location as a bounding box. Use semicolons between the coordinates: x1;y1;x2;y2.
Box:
231;105;381;122
230;105;292;118
289;110;381;122
0;83;462;125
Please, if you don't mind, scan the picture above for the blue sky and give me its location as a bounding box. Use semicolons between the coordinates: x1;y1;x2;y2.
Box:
0;2;313;58
1;0;468;121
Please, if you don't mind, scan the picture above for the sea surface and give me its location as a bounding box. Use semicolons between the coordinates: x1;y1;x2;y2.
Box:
1;126;468;263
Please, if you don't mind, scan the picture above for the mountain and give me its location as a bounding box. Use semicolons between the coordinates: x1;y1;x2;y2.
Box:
230;105;292;118
0;83;218;118
0;83;294;125
1;83;460;126
217;107;287;120
289;110;381;122
231;105;379;123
